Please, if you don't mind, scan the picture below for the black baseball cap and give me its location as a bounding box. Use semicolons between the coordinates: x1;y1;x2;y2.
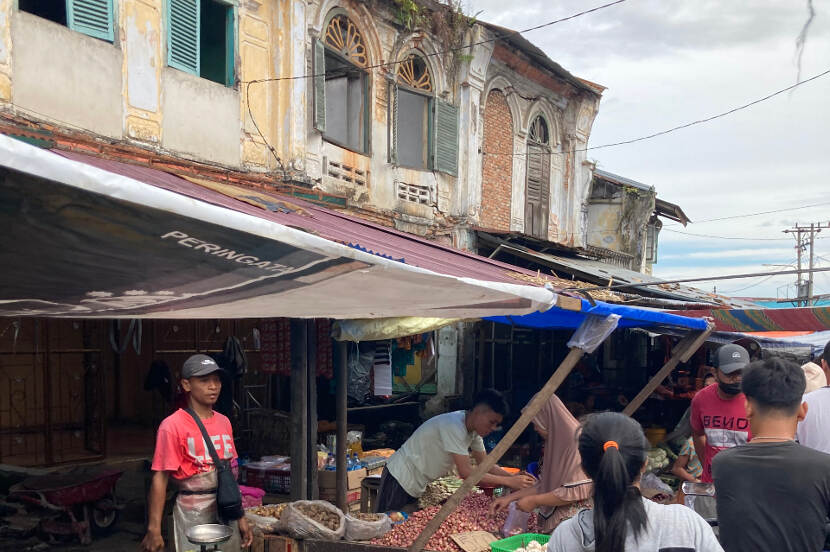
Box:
181;354;223;378
715;344;749;374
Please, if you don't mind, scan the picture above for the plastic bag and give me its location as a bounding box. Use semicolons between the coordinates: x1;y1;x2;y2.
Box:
347;343;375;405
501;500;529;537
279;500;345;540
344;513;392;541
567;314;621;353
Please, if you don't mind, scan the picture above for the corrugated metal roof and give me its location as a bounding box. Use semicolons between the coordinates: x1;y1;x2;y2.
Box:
54;150;550;288
593;169;691;225
593;169;654;193
483;239;759;309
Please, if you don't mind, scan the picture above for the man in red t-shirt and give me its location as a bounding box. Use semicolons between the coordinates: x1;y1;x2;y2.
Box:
690;344;751;519
141;355;252;552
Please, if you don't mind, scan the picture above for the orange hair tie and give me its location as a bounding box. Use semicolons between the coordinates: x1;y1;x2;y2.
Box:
603;440;619;452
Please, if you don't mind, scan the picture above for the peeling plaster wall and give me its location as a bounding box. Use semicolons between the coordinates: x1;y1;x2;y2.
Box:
587;184;656;271
0;0;12;102
162;68;241;166
11;10;123;138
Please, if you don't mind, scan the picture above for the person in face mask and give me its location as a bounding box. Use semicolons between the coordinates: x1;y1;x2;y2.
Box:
689;344;752;522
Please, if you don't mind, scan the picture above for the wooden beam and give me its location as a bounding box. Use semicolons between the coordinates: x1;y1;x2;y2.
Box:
336;341;348;510
408;346;585;552
622;324;713;416
306;320;318;500
290;320;309;501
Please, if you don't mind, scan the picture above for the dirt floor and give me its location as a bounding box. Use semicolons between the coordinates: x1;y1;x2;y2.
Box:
0;459;171;551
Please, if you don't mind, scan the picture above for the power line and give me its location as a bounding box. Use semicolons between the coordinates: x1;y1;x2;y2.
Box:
566;266;830;293
662;228;792;241
241;0;628;85
669;200;830;226
481;66;830;156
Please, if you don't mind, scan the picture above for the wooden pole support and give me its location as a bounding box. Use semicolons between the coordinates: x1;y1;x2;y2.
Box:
622;325;713;417
407;346;586;552
336;341;348;510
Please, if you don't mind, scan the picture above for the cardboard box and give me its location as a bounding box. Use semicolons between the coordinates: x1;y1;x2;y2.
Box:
318;467;366;491
251;533;296;552
319;488;361;504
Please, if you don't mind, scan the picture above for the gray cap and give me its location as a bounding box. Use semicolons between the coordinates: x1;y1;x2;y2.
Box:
182;354;223;378
715;344;749;374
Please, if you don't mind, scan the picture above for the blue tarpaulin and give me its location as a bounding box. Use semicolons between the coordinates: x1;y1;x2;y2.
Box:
487;298;709;332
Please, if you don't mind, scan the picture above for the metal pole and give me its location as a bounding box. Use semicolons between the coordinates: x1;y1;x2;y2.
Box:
408;347;585;552
808;223;815;306
336;341;348;511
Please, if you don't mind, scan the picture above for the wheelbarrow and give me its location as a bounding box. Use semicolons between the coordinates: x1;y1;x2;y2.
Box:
8;468;123;545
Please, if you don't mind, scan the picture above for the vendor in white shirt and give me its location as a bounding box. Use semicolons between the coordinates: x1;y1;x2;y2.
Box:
374;389;536;512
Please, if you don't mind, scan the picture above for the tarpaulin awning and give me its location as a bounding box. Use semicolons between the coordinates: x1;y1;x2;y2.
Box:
487;298;709;332
0;134;557;319
669;306;830;332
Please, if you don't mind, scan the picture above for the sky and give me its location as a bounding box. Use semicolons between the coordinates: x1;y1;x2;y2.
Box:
467;0;830;301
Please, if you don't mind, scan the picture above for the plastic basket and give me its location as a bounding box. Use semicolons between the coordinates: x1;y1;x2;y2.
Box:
491;533;550;552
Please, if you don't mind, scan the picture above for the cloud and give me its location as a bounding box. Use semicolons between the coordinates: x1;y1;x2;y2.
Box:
467;0;830;299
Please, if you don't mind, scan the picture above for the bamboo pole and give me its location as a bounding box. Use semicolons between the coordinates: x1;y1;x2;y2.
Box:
408;347;585;552
622;325;713;416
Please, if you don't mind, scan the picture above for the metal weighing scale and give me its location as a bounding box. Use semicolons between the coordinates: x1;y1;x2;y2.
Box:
186;524;233;552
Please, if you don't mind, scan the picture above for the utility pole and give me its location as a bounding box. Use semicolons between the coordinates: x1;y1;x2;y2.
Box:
784;222;830;306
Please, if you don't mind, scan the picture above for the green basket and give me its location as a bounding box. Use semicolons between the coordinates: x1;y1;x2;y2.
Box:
490;533;550;552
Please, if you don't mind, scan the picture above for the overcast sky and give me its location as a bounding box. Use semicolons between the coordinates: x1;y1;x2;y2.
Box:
469;0;830;300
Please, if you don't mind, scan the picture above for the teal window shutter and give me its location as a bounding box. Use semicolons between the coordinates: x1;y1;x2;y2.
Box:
389;83;398;164
167;0;200;76
225;5;235;86
434;100;459;176
313;39;326;132
67;0;114;42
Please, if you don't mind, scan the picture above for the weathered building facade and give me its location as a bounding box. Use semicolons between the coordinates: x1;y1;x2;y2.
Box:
0;0;601;249
587;169;690;274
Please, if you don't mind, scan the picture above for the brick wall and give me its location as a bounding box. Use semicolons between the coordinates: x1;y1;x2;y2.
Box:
481;90;513;231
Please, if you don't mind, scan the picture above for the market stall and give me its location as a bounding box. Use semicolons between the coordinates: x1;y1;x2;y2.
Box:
238;302;712;552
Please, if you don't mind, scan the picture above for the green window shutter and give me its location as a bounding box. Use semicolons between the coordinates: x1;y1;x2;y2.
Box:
313;39;326;132
67;0;114;42
390;83;398;164
225;5;235;86
433;100;458;176
167;0;200;76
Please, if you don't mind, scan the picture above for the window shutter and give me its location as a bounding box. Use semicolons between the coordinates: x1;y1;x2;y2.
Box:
390;84;399;164
525;144;549;238
167;0;200;76
433;100;458;176
313;39;326;132
67;0;114;42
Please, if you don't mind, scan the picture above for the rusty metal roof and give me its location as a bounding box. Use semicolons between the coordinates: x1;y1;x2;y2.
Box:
54;150;551;288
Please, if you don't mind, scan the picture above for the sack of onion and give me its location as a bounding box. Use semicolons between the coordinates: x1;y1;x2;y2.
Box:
280;500;346;540
345;512;392;541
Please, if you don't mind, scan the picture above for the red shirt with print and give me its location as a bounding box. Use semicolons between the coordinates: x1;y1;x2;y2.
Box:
690;383;751;483
151;408;237;480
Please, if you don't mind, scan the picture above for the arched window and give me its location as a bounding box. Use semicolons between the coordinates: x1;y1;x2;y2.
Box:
313;13;369;153
525;115;550;238
393;54;433;169
390;53;457;174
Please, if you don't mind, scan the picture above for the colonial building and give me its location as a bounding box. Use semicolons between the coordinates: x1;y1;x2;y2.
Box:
0;0;601;250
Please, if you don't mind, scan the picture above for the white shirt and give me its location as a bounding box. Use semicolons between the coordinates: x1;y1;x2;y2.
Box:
796;387;830;454
386;410;485;497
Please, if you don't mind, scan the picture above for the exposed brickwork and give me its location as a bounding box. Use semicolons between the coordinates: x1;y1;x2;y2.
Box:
480;90;513;231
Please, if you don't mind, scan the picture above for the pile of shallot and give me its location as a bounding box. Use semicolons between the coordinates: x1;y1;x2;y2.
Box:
371;494;540;551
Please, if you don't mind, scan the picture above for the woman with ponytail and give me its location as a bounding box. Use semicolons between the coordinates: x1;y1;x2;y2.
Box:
548;412;722;552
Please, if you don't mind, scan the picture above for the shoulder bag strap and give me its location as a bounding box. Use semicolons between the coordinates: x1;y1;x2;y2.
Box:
185;408;223;467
